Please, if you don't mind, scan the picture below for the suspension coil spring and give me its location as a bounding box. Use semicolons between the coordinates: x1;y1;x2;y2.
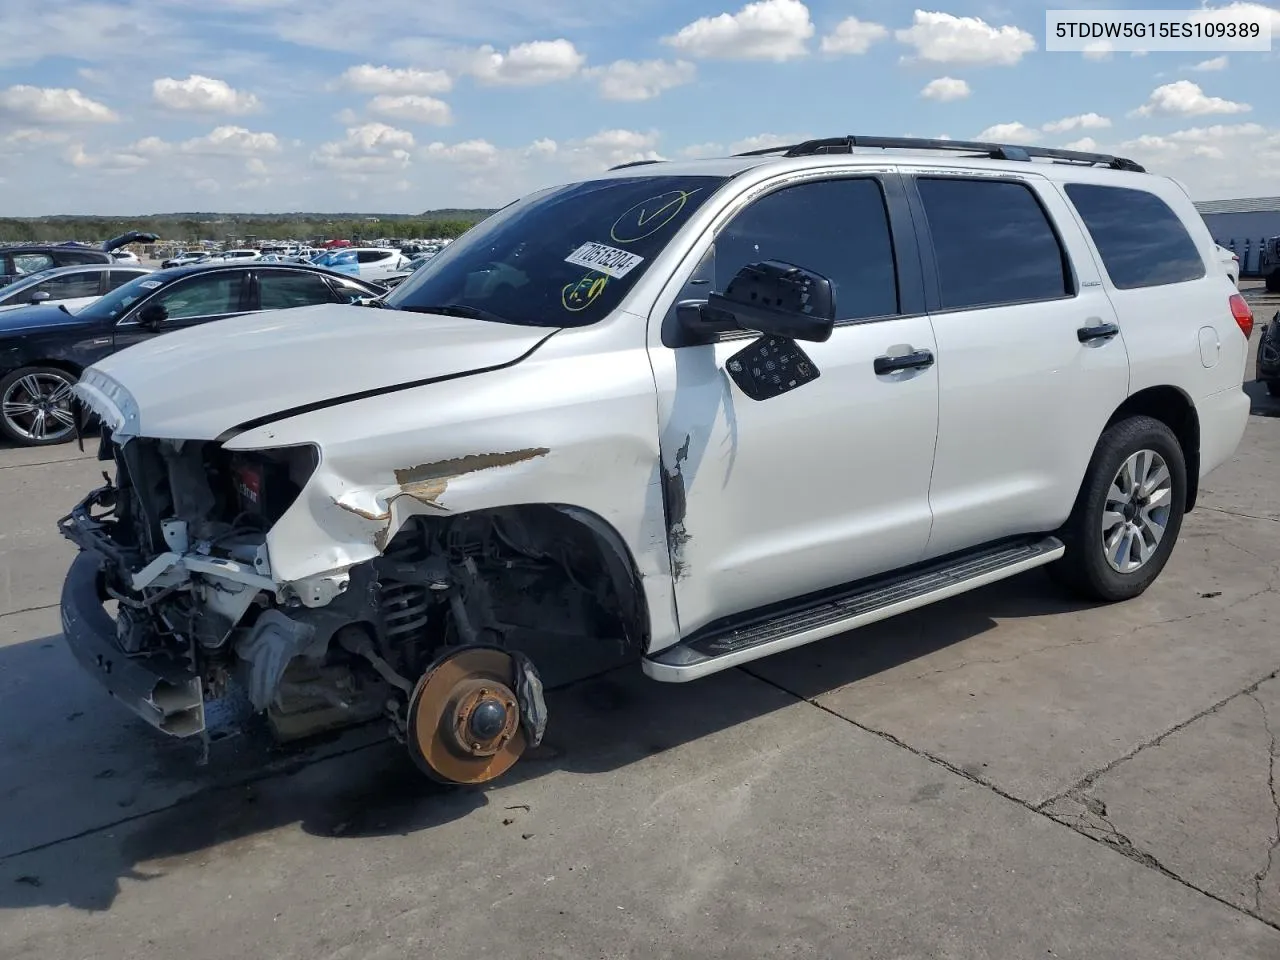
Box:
379;522;431;645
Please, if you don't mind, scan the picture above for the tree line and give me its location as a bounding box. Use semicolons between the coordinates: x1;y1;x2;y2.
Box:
0;212;494;245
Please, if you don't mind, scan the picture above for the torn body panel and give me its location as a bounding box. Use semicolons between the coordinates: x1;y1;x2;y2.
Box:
64;319;678;745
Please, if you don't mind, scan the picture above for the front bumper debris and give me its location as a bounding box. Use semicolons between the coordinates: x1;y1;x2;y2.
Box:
60;550;205;738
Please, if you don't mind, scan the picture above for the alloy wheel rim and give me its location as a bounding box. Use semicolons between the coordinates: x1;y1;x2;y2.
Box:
1100;449;1173;574
1;373;77;442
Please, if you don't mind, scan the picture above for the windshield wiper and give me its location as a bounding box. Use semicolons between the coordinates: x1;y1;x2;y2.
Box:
398;303;510;324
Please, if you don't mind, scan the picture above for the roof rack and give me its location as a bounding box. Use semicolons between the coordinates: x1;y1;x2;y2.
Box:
733;135;1146;173
608;159;665;171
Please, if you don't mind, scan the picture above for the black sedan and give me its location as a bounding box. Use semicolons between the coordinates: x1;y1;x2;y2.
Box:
0;261;384;446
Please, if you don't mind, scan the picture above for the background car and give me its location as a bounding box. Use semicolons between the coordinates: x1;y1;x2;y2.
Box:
161;250;212;268
0;263;154;314
310;246;408;282
0;261;383;446
1256;311;1280;397
0;230;159;288
1215;243;1240;286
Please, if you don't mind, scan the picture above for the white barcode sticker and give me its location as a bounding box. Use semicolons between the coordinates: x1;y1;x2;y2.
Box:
564;242;645;279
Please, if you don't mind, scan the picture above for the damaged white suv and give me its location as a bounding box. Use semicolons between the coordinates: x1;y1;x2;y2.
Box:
60;136;1253;785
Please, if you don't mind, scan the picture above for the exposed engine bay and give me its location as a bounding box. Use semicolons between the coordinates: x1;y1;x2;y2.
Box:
59;429;640;782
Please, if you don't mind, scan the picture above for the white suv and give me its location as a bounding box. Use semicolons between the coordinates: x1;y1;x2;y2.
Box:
60;137;1253;784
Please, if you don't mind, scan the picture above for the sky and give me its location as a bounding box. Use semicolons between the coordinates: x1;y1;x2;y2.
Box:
0;0;1277;215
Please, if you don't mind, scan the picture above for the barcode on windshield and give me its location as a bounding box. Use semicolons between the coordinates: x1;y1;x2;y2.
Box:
564;242;646;279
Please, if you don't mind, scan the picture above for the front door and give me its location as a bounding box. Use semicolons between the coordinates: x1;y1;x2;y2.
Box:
114;270;249;350
903;172;1130;559
647;172;941;637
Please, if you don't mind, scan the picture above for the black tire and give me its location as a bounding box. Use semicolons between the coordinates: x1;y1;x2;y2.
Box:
0;365;80;447
1052;415;1187;603
1267;380;1280;398
1267;271;1280;293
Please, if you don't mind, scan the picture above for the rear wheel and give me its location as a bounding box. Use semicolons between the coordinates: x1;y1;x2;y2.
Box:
0;365;79;447
1267;380;1280;398
1053;416;1187;603
1266;271;1280;293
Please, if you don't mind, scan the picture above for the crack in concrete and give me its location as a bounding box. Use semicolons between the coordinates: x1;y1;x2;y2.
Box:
0;602;59;621
1202;506;1280;526
1247;690;1280;916
1039;668;1280;811
741;665;1280;934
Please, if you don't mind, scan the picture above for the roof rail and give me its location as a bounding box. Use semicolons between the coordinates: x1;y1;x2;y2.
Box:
608;159;665;171
733;135;1146;173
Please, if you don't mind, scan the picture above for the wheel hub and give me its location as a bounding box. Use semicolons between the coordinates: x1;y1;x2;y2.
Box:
406;646;528;784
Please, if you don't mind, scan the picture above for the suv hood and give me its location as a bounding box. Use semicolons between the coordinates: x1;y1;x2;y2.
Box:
76;303;559;442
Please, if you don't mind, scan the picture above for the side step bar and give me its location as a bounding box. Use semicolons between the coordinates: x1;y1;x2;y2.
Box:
643;536;1065;683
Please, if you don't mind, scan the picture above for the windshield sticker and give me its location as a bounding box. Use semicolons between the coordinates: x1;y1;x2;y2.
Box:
564;242;645;279
610;189;702;244
562;271;609;312
139;280;162;289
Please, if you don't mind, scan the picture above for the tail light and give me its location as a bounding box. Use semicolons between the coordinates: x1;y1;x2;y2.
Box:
1229;293;1254;339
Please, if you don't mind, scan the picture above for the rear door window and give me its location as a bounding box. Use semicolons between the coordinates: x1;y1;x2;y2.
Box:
13;253;55;276
33;272;102;300
257;270;340;309
148;272;244;320
916;178;1073;310
1063;183;1206;289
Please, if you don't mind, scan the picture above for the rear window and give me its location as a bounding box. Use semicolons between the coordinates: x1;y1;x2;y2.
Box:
1063;183;1206;289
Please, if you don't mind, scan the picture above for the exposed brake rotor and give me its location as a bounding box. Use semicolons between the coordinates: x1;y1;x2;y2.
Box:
406;646;528;784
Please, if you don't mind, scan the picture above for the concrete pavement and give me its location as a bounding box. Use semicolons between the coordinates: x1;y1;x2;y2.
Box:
0;293;1278;959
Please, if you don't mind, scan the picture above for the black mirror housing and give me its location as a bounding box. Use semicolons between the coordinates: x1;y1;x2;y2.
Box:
138;303;168;329
707;260;835;343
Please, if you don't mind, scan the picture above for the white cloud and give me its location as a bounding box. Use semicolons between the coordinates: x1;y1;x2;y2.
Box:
681;142;724;158
728;132;805;153
663;0;814;62
0;85;117;124
421;139;501;166
975;122;1038;144
368;94;453;125
313;122;415;175
820;16;888;55
65;142;149;172
1082;41;1113;61
464;39;585;85
1063;137;1100;152
152;75;260;114
337;64;452;94
584;59;696;101
1189;2;1280;31
920;77;970;102
1042;113;1111;134
181;126;281;156
3;128;71;146
1191;55;1229;71
896;10;1035;66
1131;80;1250;117
562;129;664;172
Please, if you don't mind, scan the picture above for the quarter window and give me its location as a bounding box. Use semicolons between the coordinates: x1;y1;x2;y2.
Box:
258;270;338;309
917;178;1072;310
714;177;900;322
1064;183;1206;289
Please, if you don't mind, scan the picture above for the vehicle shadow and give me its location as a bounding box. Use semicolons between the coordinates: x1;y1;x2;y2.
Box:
0;568;1093;912
1245;379;1280;418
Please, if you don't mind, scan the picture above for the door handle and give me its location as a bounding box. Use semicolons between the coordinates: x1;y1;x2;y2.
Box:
874;348;935;375
1077;321;1119;343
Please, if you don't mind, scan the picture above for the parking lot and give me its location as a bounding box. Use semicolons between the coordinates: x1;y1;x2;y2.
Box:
1;284;1278;959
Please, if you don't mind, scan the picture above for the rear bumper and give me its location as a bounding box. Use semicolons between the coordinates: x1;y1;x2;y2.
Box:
1196;385;1251;481
60;550;205;738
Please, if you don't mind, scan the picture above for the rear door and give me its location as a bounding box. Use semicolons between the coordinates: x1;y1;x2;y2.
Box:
904;171;1129;559
114;270;250;349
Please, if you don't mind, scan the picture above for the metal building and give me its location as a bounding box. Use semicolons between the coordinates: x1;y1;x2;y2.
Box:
1195;196;1280;277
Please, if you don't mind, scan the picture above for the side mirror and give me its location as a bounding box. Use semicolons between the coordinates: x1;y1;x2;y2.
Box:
707;260;835;343
138;302;168;329
29;291;51;303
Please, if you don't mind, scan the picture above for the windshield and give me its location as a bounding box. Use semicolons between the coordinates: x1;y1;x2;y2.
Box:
383;174;729;327
77;272;167;322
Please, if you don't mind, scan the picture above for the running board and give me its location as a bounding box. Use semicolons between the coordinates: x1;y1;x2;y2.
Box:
643;536;1065;683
